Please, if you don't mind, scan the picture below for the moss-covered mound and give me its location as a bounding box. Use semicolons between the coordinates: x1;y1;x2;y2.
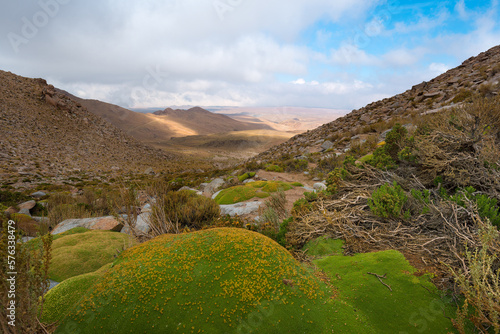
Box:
215;181;295;205
41;263;112;324
49;230;134;282
56;228;334;334
305;237;457;333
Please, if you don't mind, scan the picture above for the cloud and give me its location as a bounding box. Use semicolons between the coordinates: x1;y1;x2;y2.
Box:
0;0;499;112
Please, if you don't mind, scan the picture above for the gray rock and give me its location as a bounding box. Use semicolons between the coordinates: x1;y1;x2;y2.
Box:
30;191;47;199
313;183;327;191
220;201;263;217
380;128;392;140
212;190;222;200
243;179;256;184
204;178;225;196
141;203;152;213
52;216;123;235
48;279;59;291
120;212;152;235
321;140;334;151
18;200;36;211
302;186;315;192
360;114;371;123
19;208;32;216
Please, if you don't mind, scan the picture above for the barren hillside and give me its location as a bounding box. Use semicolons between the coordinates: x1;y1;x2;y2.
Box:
0;70;177;187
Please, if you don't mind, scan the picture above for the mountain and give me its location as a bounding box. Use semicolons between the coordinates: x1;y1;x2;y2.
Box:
253;45;500;162
63;95;272;146
0;70;177;186
152;106;273;135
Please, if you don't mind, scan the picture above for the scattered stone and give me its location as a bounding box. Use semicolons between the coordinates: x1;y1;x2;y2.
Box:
220;201;263;217
121;212;151;235
30;191;47;199
52;216;123;235
321;141;334;151
18;200;36;211
313;183;327;191
18;208;32;216
360;114;371;123
204;178;225;196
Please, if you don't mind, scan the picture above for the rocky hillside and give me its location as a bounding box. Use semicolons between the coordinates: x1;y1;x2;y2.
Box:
254;44;500;162
0;70;177;187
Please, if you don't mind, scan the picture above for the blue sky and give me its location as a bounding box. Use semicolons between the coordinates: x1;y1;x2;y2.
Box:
0;0;499;110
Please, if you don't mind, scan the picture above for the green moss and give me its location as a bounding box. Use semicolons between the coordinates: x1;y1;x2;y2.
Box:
314;249;457;333
41;263;112;324
214;186;258;205
238;172;256;182
291;182;304;187
56;228;336;334
48;230;134;282
265;164;284;173
215;182;295;205
303;236;344;257
358;153;374;163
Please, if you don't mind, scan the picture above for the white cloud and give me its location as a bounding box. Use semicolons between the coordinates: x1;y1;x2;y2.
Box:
429;63;450;75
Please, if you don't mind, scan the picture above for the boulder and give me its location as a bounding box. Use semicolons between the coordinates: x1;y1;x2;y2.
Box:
313;183;327;191
51;216;123;235
360;114;371;123
320;141;334;151
120;212;151;235
18;200;36;211
30;191;47;199
220;201;263;217
212;190;222;200
204;178;225;196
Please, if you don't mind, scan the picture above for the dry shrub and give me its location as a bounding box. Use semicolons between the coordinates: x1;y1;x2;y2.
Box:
150;189;220;237
449;213;500;334
0;218;52;333
260;190;288;230
415;96;500;196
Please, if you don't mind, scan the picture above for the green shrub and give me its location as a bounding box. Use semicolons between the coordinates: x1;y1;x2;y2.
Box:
0;190;30;207
369;181;409;219
450;187;500;227
283;159;308;172
317;155;341;172
367;147;397;170
384;123;408;160
326;168;348;194
238;172;256;182
154;190;220;229
411;189;431;214
292;198;312;216
304;191;318;202
265;164;284;173
262;217;292;248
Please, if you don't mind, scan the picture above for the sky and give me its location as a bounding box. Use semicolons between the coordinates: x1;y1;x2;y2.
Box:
1;0;499;111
